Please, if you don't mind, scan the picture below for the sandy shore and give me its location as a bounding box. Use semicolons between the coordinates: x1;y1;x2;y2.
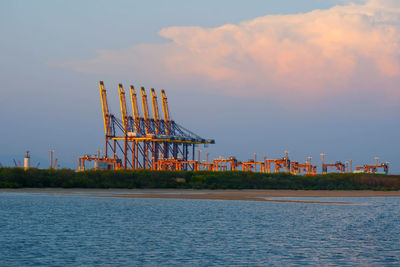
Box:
1;188;400;203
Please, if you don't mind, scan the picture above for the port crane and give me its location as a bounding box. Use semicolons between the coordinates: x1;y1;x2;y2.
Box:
151;88;161;135
212;157;238;171
129;85;142;134
79;81;215;171
355;162;389;174
79;82;390;175
320;153;345;174
161;89;171;135
322;162;345;174
290;161;317;175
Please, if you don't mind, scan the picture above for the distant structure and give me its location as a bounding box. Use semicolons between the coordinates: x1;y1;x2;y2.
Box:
49;149;58;170
24;151;30;170
78;81;389;175
79;81;214;171
355;161;389;174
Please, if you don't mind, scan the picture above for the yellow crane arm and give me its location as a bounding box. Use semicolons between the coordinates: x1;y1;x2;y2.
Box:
140;87;151;134
129;85;141;133
118;84;128;132
151;88;160;134
99;81;111;136
151;88;160;121
161;89;171;134
129;85;140;121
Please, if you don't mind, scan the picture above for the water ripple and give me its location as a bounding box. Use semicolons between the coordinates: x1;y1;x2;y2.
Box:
0;194;399;266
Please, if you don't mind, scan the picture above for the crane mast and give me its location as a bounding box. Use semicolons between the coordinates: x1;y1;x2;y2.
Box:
118;84;128;132
99;81;111;136
129;85;141;133
161;89;171;135
140;87;151;134
151;88;160;134
84;81;216;172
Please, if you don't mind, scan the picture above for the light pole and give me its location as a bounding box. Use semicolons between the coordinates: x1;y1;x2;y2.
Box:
50;149;54;169
254;152;257;172
349;159;352;173
320;152;326;174
284;150;289;172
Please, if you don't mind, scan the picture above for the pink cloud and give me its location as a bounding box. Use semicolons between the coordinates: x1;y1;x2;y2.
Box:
59;0;400;104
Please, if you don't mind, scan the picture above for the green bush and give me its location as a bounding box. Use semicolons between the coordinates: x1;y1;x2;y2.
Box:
0;167;399;190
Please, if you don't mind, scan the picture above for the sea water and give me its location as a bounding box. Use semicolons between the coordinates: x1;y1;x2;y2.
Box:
0;193;399;266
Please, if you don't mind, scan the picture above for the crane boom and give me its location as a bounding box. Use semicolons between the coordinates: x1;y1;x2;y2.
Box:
140;87;151;134
129;85;141;133
53;158;58;169
129;85;140;120
161;89;170;121
161;89;171;135
151;88;160;134
118;84;128;132
99;81;111;136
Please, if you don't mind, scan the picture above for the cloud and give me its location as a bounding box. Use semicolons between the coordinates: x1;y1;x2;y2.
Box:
59;0;400;104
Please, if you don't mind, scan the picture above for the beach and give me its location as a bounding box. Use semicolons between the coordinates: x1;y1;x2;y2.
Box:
1;188;400;203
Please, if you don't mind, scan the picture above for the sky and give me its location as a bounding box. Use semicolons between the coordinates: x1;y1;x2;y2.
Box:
0;0;399;173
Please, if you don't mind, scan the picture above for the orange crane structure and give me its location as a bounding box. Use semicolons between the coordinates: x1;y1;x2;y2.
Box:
262;153;291;174
290;157;317;175
79;81;215;171
207;153;293;174
322;162;345;174
355;162;389;174
78;155;121;171
79;82;389;176
212;157;238;171
320;153;345;174
234;153;291;173
290;162;317;175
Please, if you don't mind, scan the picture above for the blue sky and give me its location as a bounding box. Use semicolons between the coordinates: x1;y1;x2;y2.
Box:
1;0;399;172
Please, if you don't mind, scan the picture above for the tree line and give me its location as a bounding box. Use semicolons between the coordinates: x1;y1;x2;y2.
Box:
0;167;399;190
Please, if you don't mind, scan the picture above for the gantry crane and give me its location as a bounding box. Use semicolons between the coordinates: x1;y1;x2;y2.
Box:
118;84;130;133
129;85;142;134
78;155;121;171
150;88;161;135
237;160;255;172
84;82;390;174
99;81;114;138
161;89;171;135
212;157;238;171
291;161;317;175
99;81;120;160
140;87;152;136
118;84;132;168
320;153;345;174
355;162;389;174
263;156;290;173
80;81;215;171
322;161;345;174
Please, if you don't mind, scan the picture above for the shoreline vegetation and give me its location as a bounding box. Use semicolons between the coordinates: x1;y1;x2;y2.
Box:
0;168;400;191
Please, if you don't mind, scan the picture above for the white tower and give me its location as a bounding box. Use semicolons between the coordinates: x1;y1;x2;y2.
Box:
24;151;30;170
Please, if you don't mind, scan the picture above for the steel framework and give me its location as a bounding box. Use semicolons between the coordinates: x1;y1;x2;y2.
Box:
322;161;345;174
355;163;389;174
78;82;390;176
81;81;215;171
